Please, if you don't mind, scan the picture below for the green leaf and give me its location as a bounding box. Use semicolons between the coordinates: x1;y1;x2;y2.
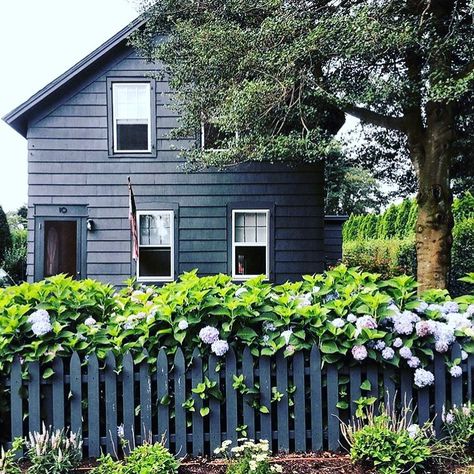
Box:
236;327;258;342
320;340;338;354
43;368;55;380
259;406;270;414
200;407;210;417
360;380;371;391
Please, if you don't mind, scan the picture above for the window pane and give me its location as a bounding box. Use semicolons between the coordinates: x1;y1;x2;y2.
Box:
234;211;268;243
235;246;266;276
140;213;171;245
113;83;149;120
139;248;171;277
116;122;148;151
235;227;245;243
257;213;266;226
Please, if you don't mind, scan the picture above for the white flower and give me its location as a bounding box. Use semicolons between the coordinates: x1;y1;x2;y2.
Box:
407;356;421;369
117;424;124;438
382;347;395;360
199;326;220;344
31;321;53;336
178;320;189;331
407;424;420;438
28;309;50;325
450;366;462;378
462;350;468;361
393;337;403;348
414;368;435;388
211;340;229;357
356;315;377;331
84;317;96;327
263;321;276;332
399;347;412;359
347;313;357;323
352;345;368;361
281;329;293;345
331;318;345;328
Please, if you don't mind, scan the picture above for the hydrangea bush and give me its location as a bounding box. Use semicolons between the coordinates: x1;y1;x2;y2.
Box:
0;266;473;388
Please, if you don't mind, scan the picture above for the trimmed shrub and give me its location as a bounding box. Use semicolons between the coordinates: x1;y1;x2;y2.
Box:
394;199;413;238
124;443;179;474
3;228;27;283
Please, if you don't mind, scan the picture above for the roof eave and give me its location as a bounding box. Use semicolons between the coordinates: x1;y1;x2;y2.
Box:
2;15;146;138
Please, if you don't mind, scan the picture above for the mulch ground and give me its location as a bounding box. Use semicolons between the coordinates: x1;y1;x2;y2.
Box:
178;453;364;474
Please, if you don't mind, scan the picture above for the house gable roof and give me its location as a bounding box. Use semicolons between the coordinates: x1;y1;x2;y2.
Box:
2;15;146;137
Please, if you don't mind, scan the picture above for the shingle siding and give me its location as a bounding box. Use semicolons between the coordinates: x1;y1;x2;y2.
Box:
26;44;328;285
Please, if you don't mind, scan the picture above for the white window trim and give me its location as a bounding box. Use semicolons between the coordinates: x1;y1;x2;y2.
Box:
136;210;174;282
232;209;270;280
112;82;152;154
201;122;239;152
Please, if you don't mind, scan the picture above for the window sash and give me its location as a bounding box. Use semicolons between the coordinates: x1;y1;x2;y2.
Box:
112;83;151;153
136;210;174;281
232;210;270;280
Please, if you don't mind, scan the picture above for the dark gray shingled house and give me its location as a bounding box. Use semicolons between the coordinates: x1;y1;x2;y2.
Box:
3;17;345;286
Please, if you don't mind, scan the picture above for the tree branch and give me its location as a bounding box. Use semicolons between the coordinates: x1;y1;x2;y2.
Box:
343;104;406;131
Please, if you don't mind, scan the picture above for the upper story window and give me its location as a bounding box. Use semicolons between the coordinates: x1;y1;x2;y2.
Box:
137;210;174;281
107;78;156;158
112;83;151;153
232;210;270;280
201;122;238;151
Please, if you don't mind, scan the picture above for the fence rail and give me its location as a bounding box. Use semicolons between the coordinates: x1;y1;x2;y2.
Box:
4;343;474;457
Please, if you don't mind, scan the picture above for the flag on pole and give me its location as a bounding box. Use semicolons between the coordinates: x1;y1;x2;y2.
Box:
128;176;139;261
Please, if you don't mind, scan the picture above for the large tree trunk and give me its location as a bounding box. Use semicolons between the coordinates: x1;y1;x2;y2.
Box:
414;103;455;293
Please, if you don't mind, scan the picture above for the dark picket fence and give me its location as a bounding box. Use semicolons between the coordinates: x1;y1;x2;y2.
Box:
4;343;474;458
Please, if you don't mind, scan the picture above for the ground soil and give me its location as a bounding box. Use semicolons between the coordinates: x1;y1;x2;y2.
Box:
178;453;364;474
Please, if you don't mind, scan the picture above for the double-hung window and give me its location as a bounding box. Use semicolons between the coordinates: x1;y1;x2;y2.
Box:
137;211;174;281
112;82;151;153
232;210;270;280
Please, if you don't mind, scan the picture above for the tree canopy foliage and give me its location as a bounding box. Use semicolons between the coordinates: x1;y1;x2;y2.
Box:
132;0;474;290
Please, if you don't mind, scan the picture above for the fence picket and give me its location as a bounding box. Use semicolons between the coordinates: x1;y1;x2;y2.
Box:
191;349;204;456
225;348;238;447
157;349;170;449
140;353;152;444
383;367;396;410
242;347;255;441
276;350;289;452
310;345;323;451
52;358;65;430
349;366;361;419
174;348;187;456
418;387;430;426
293;351;306;452
434;353;446;436
259;355;272;444
87;353;100;458
70;353;82;438
28;361;41;435
105;351;118;456
468;354;474;401
122;351;135;453
208;354;221;453
327;365;339;451
451;343;463;408
366;364;379;412
400;368;413;421
10;356;23;457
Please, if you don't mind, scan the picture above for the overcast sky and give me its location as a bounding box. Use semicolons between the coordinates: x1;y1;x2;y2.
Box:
0;0;138;212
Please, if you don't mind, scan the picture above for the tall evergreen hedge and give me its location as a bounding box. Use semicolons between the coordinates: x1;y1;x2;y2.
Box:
0;207;12;265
